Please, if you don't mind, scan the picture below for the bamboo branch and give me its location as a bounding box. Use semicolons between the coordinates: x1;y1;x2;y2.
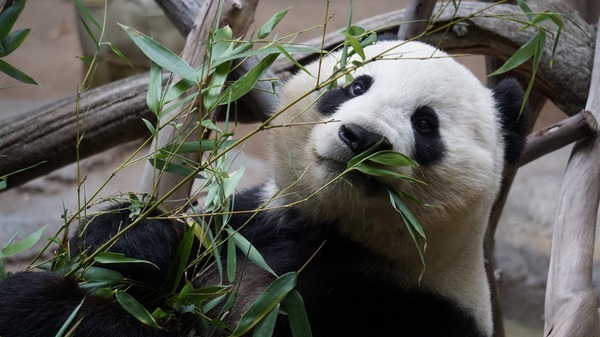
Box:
543;13;600;337
138;0;259;209
520;110;598;166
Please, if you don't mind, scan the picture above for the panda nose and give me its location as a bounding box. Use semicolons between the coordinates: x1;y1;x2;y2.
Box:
338;124;393;155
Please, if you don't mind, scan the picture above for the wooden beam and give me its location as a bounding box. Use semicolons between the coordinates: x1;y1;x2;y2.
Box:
544;13;600;337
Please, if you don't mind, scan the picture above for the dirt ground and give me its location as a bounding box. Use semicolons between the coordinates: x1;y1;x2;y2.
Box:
0;1;596;336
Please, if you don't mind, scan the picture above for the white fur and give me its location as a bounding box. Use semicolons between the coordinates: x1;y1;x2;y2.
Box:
264;40;506;335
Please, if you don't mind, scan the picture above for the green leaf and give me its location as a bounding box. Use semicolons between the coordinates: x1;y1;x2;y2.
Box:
164;225;195;293
275;44;312;76
120;24;197;83
94;252;158;269
226;227;277;277
223;166;245;199
164;78;196;102
105;41;133;68
0;177;6;191
55;298;85;337
0;28;30;57
204;60;231;111
0;225;47;258
352;164;423;182
149;158;204;179
488;33;540;76
157;139;235;158
345;32;366;61
253;304;280;337
217;45;320;65
0;59;37;84
257;8;290;39
346;25;365;37
0;0;26;38
141;118;156;136
201;119;224;134
366;151;418;167
73;0;101;31
115;290;162;329
229;272;298;337
517;0;534;22
226;235;237;283
218;53;279;106
80;266;124;283
77;15;99;49
147;62;163;115
282;290;312;337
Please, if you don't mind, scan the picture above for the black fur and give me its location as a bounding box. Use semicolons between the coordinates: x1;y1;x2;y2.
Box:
0;203;182;337
70;203;183;287
492;78;530;163
411;106;446;166
0;271;177;337
317;75;373;116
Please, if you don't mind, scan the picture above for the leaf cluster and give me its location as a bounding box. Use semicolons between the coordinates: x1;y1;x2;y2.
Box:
0;0;36;85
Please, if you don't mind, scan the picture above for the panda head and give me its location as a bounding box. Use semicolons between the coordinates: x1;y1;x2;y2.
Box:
268;40;527;229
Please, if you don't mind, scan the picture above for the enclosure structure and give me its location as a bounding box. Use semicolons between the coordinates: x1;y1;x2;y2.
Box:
0;0;599;336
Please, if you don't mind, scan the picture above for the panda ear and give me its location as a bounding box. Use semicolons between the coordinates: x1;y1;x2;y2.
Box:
492;78;530;163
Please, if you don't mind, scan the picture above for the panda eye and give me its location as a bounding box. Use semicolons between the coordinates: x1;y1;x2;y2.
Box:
415;118;433;132
350;82;365;96
411;106;439;135
346;75;373;97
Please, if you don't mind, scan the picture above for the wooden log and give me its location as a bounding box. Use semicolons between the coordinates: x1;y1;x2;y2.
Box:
543;13;600;337
0;73;155;188
397;0;437;39
139;0;259;209
153;0;200;36
272;2;594;116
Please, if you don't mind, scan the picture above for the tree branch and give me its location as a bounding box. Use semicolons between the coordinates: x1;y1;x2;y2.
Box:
397;0;437;39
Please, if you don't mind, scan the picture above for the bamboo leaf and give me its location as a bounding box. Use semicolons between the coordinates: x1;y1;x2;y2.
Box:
120;24;197;82
164;225;195;293
253;304;280;337
73;0;101;31
55;298;85;337
147;62;162;115
141;118;156;136
105;41;133;68
94;252;158;269
218;53;279;106
157;140;236;158
343;33;365;60
257;8;290;39
149;158;204;179
226;227;277;277
80;266;124;283
0;28;29;57
0;59;37;84
227;235;237;283
0;177;6;191
204;61;231;111
488;34;539;76
282;290;312;337
366;151;418;167
115;290;162;328
0;225;47;258
229;272;298;337
164;78;196;102
0;0;26;38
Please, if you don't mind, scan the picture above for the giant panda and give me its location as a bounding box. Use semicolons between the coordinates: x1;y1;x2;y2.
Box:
0;39;528;337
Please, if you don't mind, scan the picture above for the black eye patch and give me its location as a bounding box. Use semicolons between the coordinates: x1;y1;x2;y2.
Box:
317;75;373;116
411;106;446;167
